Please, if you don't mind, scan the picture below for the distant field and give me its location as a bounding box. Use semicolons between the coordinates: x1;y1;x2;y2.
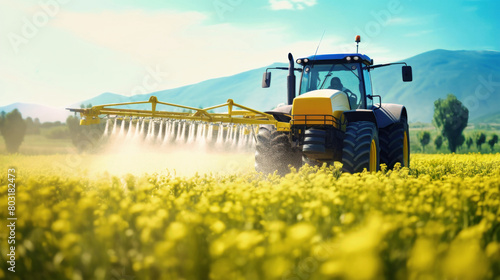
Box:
409;123;500;154
0;134;74;155
1;153;499;279
1;122;499;156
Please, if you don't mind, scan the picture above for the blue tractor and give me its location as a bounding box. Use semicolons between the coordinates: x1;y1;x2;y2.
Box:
257;36;413;174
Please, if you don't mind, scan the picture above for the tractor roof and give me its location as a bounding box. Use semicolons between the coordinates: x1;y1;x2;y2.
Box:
297;53;373;66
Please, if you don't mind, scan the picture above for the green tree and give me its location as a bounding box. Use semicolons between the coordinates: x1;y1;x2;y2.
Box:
25;117;41;134
67;115;84;150
475;132;486;151
0;109;27;153
488;134;498;151
418;131;431;152
0;111;5;129
433;94;468;153
466;136;473;150
455;134;465;152
25;117;34;133
434;135;443;150
80;103;92;109
66;115;104;152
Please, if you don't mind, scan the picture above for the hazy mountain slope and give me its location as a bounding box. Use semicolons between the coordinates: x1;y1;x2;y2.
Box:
69;92;134;108
73;63;292;113
370;49;500;123
0;103;70;123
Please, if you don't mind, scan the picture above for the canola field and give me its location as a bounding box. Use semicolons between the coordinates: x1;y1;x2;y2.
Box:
1;153;500;280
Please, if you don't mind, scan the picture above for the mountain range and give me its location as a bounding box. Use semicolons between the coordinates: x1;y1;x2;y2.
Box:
371;49;500;123
1;49;499;123
0;103;71;123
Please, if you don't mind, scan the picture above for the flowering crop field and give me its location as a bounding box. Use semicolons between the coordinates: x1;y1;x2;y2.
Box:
1;153;500;280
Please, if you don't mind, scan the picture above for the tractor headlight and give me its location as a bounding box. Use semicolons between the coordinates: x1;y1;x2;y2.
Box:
346;56;352;61
304;58;309;63
353;56;359;61
296;59;302;64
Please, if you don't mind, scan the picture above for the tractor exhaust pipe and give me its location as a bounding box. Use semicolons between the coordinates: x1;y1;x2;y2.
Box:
287;53;296;105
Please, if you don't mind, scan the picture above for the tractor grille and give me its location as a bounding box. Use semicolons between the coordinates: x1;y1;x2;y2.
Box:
291;114;342;127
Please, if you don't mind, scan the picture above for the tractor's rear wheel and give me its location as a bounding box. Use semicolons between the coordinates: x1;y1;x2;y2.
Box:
255;125;302;175
380;118;410;169
341;121;379;173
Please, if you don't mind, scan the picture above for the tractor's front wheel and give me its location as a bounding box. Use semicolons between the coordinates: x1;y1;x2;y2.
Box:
380;118;410;169
341;121;379;173
255;125;302;175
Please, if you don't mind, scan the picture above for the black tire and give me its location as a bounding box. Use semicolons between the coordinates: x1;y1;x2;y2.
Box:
342;121;379;173
255;125;302;175
379;118;410;169
303;128;327;154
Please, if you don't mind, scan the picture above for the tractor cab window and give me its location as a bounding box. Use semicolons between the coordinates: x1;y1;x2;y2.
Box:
363;67;373;108
300;63;363;109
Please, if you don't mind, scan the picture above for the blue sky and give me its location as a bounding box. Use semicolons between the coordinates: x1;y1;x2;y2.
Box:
1;0;499;107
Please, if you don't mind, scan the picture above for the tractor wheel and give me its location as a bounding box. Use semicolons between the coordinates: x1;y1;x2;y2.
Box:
379;118;410;169
255;125;302;175
342;121;379;173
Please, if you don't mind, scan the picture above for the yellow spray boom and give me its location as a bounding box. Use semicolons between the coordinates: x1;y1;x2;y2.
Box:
67;96;291;131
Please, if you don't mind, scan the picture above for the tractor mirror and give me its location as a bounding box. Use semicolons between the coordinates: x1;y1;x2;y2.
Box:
262;72;271;88
402;66;413;82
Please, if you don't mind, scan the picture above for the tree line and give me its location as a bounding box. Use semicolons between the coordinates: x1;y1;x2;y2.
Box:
1;97;499;154
0;103;104;153
418;130;498;153
417;94;498;153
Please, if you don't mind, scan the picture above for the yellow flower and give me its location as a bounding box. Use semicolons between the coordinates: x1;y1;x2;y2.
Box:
166;222;187;241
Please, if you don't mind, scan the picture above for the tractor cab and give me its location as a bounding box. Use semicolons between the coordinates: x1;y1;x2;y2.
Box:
296;54;374;110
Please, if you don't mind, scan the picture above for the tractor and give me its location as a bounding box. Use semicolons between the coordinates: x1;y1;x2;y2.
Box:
68;36;412;175
257;36;413;174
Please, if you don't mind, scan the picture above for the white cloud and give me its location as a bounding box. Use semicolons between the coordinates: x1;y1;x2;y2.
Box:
269;0;317;11
0;8;345;107
404;30;433;37
1;5;337;107
386;14;439;26
386;17;416;26
49;10;336;94
1;4;406;108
